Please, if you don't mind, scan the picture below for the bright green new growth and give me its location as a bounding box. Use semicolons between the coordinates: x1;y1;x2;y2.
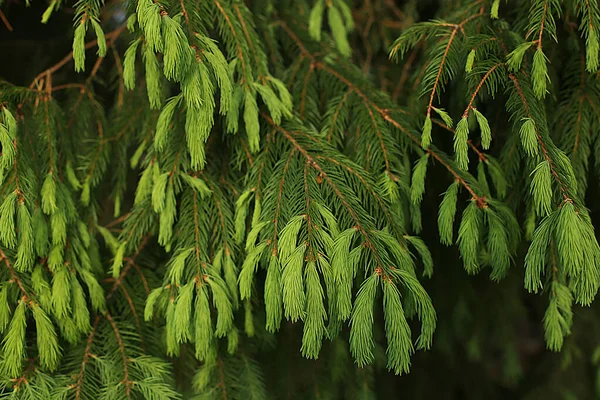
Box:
3;0;600;397
308;0;354;56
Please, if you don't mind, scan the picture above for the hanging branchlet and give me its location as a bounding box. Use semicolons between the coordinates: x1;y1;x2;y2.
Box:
309;0;354;57
574;0;600;71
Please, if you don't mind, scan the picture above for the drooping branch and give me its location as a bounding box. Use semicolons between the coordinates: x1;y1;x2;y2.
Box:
29;25;127;89
509;73;572;202
277;20;487;206
264;113;390;270
0;249;32;301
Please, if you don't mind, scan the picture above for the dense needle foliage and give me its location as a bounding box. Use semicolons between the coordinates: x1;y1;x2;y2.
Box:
2;0;600;398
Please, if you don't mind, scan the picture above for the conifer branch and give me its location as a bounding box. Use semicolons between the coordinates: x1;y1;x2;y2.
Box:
11;138;23;202
217;357;228;400
12;356;39;390
508;73;572;202
363;101;391;171
271;149;297;255
133;263;150;294
119;284;142;336
105;213;132;229
536;2;548;49
234;3;260;67
303;163;317;261
28;25;127;89
287;56;307;88
108;236;149;299
264;114;391;269
73;316;101;400
6;1;600;394
72;233;149;398
318;62;485;203
41;100;54;173
300;64;315;118
192;191;203;264
50;83;86;92
315;154;397;226
275;21;487;205
254;130;275;198
179;0;190;27
427;28;458;118
0;249;31;300
111;45;125;106
327;89;352;142
572;99;585;157
571;59;587;157
213;0;247;76
105;312;132;397
204;178;233;259
432;119;488;162
65;90;89;129
463;63;503;117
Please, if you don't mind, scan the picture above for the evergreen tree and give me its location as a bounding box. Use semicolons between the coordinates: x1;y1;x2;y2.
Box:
2;0;600;398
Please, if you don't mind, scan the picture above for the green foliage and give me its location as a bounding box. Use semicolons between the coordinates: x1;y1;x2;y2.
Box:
3;0;600;398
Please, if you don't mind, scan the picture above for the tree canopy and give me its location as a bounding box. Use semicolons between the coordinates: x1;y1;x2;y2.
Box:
1;0;600;398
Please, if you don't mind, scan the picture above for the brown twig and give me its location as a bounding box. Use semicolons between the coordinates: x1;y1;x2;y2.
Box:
104;212;132;229
536;2;548;49
73;316;101;400
0;249;31;300
0;10;13;32
105;312;132;397
392;43;420;101
463;63;503;117
432;119;488;162
29;24;127;89
51;83;86;92
427;28;458;118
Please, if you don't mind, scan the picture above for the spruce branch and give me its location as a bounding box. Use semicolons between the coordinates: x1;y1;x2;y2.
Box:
351;72;478;199
426;27;458;119
213;0;248;79
203;176;234;259
362;100;391;171
326;89;353;143
73;315;100;400
28;24;127;90
105;312;132;397
377;108;487;207
536;1;549;49
233;3;260;67
508;73;572;202
72;235;149;399
432;119;488;163
271;149;297;255
0;249;32;301
263;114;389;270
463;63;504;118
314;154;397;228
276;20;487;205
299;63;315;119
216;357;229;398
